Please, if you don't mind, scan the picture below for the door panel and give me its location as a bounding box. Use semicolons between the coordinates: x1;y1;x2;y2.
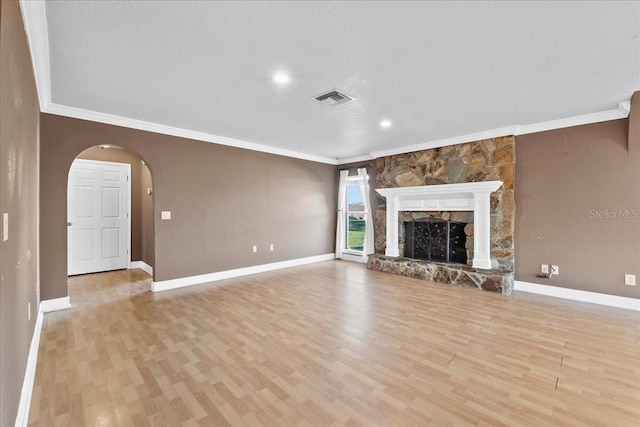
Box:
101;228;120;259
72;229;94;261
68;160;129;275
102;187;121;217
75;186;94;217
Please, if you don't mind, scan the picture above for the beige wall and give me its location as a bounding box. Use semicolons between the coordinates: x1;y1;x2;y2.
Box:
0;1;40;424
140;161;154;267
40;114;337;300
515;118;640;298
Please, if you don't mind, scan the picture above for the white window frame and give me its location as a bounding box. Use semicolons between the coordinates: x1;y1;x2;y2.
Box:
341;174;372;264
343;176;366;256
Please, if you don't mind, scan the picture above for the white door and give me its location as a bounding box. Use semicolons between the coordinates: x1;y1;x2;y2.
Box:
68;159;130;275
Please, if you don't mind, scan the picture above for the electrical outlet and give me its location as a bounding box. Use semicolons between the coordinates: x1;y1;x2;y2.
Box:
625;274;636;286
161;211;171;220
550;265;559;276
541;264;549;274
252;245;257;253
269;244;274;252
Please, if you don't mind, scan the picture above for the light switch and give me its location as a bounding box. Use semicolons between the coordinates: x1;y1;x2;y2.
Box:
3;213;8;241
161;211;171;220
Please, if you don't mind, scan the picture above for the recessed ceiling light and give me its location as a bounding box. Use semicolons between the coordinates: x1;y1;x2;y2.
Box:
380;120;392;128
273;73;290;84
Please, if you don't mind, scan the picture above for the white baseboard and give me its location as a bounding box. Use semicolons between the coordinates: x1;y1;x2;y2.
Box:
39;296;71;313
514;281;640;311
130;261;153;276
15;309;43;427
152;253;336;292
16;297;73;426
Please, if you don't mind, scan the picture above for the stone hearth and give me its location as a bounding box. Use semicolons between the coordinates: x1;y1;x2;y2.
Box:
368;254;514;294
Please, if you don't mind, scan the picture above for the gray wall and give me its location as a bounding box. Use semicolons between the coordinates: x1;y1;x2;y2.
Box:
40;114;337;300
0;1;40;424
515;117;640;298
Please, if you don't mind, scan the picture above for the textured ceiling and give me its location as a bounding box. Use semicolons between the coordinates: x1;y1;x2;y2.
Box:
42;1;640;162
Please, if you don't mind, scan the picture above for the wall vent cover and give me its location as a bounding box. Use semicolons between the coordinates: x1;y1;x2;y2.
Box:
313;89;355;106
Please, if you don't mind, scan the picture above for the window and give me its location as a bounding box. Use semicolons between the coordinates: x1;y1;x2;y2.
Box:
336;168;373;261
345;181;365;253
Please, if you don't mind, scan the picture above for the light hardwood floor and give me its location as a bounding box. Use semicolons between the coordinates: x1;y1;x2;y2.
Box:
28;261;639;426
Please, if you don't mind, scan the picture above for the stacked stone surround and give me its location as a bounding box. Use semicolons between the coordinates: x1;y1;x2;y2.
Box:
371;136;515;293
368;255;514;294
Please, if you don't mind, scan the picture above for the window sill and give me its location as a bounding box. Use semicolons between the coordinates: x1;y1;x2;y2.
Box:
340;253;368;264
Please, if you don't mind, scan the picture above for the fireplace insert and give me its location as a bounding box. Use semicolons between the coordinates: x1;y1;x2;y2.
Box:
404;218;467;264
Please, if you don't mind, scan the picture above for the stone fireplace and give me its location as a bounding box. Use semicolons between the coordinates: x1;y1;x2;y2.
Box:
368;137;515;294
376;181;502;269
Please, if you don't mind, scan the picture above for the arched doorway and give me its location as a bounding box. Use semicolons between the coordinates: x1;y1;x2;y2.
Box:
67;145;154;277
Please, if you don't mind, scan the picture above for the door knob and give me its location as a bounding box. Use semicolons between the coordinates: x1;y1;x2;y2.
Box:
67;222;72;226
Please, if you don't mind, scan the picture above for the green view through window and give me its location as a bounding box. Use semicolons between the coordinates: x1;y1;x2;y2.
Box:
346;184;365;252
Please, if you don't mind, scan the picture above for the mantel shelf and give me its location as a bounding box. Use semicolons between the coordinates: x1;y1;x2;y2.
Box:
376;181;503;200
376;181;503;270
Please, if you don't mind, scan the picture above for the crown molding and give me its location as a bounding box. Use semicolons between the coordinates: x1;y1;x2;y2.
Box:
366;101;631;160
43;103;338;164
20;0;337;165
20;0;50;111
369;126;520;159
514;101;631;136
19;1;633;167
42;101;632;167
617;100;631;116
336;154;376;165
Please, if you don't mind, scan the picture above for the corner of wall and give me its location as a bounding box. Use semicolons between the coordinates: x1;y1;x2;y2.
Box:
628;91;639;156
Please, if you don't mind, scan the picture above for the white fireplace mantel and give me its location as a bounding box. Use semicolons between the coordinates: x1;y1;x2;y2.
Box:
376;181;503;269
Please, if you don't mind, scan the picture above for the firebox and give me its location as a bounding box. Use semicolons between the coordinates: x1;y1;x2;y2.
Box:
404;218;467;264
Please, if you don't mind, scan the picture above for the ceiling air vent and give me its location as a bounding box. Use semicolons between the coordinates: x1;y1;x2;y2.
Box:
313;89;355;106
